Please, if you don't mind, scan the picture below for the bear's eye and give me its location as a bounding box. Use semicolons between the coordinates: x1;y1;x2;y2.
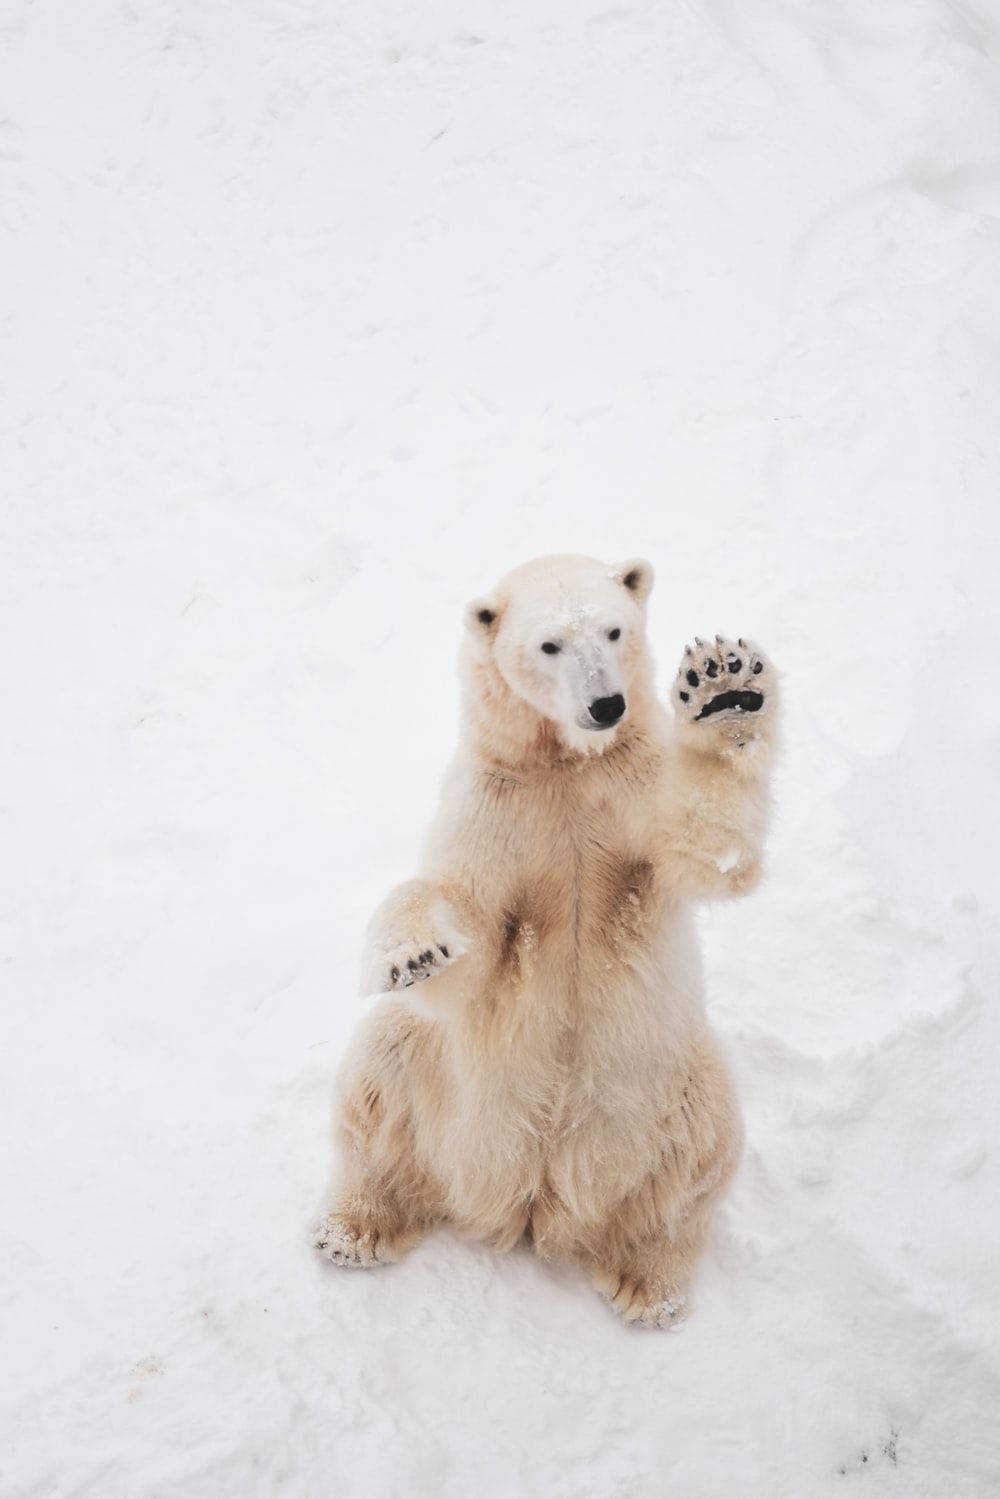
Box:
540;642;561;655
608;628;621;641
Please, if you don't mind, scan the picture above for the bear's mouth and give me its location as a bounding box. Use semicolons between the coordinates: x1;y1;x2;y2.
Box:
695;689;764;720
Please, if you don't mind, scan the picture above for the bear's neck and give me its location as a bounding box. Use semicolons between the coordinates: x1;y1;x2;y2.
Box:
459;656;660;778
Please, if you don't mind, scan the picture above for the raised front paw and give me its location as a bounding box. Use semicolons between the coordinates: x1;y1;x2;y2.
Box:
674;636;773;743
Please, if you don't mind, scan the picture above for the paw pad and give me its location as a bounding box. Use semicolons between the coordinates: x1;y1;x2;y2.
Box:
675;636;771;735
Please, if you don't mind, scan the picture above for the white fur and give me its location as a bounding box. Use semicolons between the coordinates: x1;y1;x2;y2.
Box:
316;554;778;1328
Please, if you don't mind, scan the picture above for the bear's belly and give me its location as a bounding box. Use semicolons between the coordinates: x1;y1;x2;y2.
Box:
426;834;706;1242
439;1009;705;1253
437;888;703;1223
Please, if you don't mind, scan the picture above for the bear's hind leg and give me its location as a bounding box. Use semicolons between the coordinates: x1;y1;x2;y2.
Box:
315;1003;443;1269
314;1130;440;1269
588;1048;742;1327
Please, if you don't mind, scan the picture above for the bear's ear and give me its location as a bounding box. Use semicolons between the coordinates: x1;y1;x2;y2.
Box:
613;557;655;604
465;598;502;641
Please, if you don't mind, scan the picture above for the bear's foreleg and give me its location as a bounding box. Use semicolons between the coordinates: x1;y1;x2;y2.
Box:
662;635;778;897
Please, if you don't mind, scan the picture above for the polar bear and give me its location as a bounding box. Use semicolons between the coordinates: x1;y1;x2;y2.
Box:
315;554;777;1327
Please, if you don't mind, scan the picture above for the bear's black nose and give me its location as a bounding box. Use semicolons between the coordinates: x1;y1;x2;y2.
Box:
589;694;626;726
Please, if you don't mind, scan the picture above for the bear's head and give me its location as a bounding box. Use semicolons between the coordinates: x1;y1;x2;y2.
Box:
463;554;655;761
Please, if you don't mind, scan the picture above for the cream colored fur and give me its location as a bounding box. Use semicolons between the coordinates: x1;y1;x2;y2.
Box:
315;554;778;1328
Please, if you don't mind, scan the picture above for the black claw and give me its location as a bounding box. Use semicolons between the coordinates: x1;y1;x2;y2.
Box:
738;637;746;647
715;634;723;643
679;690;689;702
686;668;699;687
684;645;693;657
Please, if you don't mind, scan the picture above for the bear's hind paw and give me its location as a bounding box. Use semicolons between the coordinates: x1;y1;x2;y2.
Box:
595;1270;689;1330
313;1214;399;1268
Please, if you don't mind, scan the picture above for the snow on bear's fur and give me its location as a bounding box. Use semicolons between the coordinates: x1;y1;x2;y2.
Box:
315;554;778;1327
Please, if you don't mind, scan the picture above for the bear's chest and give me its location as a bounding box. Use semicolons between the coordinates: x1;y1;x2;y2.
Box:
489;782;661;974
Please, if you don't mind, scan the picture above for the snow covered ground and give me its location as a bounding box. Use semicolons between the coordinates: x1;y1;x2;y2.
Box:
3;0;1000;1493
